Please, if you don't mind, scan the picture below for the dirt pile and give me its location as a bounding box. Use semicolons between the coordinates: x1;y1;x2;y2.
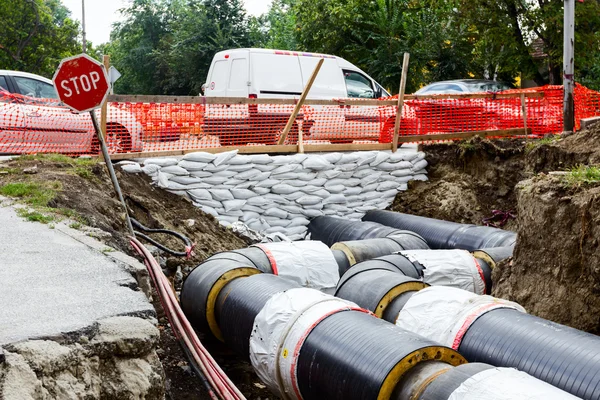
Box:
493;174;600;333
390;137;527;229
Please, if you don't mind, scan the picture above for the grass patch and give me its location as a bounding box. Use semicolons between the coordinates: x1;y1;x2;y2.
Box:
74;166;96;180
16;209;55;224
17;153;98;167
0;168;19;175
525;135;560;153
69;222;82;230
0;181;62;207
564;165;600;187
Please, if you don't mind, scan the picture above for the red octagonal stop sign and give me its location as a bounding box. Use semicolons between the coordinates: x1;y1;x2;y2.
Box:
52;53;110;113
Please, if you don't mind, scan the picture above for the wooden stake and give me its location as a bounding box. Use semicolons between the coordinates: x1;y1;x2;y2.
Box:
100;55;110;140
392;53;410;152
297;126;304;153
277;58;324;145
521;93;528;140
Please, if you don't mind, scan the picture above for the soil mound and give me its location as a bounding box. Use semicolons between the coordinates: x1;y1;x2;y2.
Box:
493;174;600;333
389;137;527;229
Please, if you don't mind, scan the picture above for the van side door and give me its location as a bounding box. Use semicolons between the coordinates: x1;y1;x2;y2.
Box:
342;70;380;141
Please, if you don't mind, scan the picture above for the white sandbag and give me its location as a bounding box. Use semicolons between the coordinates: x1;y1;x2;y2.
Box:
324;203;350;212
323;153;343;164
271;163;300;175
389;150;417;162
336;171;355;179
338;153;362;164
248;218;270;231
204;164;229;173
224;179;245;186
167;176;203;185
354;205;378;212
227;210;244;217
230;188;256;200
223;199;246;212
194;199;223;209
296;172;316;181
178;160;208;171
377;181;400;191
213;170;238;178
182;152;216;163
356;151;378;166
316;169;342;179
390;175;412;184
141;164;161;175
390;169;412;177
288;217;310;227
264;207;288;219
144;157;178;167
199;205;218;217
264;226;285;234
343;178;361;187
301;208;323;218
237;169;262;180
254;187;271;195
353;169;374;179
322;208;337;215
264;194;286;203
242;211;260;222
311;189;331;199
370;152;389;166
271;154;307;165
279;204;304;214
202;176;228;185
413;174;428;181
169;182;211;190
346;212;364;220
167;190;188;198
282;192;305;201
325;185;345;194
397;183;408;191
303;156;333;171
412;151;426;162
323;194;348;205
254;171;273;181
303;203;324;210
254;163;276;172
121;163;142;173
360;171;383;185
247;154;273;165
264;218;292;228
234;182;253;189
255;179;279;188
376;162;403;171
156;172;173;188
213;150;238;166
287;233;306;241
209;188;234;201
227;163;256;172
190;170;213;178
188;188;212;200
300;185;322;194
271;184;297;195
161;165;189;176
337;163;357;172
284;226;309;236
361;182;379;192
270;172;300;180
381;189;399;199
218;215;240;224
283;179;307;188
343;187;362;196
411;159;429;172
219;220;232;227
242;204;263;213
296;195;322;206
247;197;272;207
307;178;327;186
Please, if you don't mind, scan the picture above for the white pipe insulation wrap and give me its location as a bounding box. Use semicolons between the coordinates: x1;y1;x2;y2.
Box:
396;286;525;350
249;288;365;399
448;367;580;399
399;249;486;294
253;241;340;290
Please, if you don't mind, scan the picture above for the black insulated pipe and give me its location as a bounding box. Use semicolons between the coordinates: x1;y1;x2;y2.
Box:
206;247;273;273
459;307;600;400
331;234;429;267
332;249;351;276
335;267;427;319
363;210;517;251
215;274;299;358
472;245;514;269
307;216;417;247
337;254;423;282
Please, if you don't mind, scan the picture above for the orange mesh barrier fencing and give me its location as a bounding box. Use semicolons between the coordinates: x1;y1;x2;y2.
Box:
1;85;599;156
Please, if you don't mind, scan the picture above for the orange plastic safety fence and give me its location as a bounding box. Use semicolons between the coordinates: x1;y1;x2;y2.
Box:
1;85;599;156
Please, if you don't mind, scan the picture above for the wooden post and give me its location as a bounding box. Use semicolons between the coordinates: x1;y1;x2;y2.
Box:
297;126;304;153
392;53;410;152
277;58;324;145
521;93;528;139
100;55;110;140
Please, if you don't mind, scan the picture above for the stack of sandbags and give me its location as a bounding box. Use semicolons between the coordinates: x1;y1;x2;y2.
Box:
126;148;428;240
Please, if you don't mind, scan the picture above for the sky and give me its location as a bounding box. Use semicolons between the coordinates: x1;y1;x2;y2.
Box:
61;0;271;45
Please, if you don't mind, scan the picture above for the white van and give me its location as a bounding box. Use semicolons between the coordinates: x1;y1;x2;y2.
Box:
202;48;392;145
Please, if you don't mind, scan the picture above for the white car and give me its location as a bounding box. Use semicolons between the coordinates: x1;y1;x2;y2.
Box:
0;70;143;154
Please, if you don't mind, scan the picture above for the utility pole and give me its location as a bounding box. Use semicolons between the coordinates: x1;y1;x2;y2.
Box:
82;0;87;54
563;0;575;132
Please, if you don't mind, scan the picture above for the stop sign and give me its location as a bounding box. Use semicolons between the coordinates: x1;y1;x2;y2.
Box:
52;54;110;113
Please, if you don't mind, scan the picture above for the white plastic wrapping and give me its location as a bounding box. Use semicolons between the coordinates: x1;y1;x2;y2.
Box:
254;241;340;290
249;288;362;399
448;367;580;400
396;286;525;350
400;249;486;295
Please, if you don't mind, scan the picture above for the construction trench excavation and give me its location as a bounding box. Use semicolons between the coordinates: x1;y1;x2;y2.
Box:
4;125;600;398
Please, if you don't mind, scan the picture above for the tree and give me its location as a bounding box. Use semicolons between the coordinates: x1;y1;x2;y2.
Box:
0;0;80;77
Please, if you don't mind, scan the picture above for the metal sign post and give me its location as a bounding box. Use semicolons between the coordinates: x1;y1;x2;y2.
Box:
563;0;575;132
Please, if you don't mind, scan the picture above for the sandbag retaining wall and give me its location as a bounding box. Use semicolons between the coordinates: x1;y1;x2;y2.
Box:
124;147;428;239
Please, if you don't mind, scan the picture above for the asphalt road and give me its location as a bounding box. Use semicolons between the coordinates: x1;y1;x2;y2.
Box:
0;205;153;346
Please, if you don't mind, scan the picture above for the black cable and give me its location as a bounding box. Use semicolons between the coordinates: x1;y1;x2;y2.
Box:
180;338;218;399
131;218;194;257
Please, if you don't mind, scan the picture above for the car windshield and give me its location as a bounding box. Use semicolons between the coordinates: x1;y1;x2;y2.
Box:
465;81;510;92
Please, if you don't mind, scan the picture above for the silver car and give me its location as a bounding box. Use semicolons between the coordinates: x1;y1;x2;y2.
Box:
0;70;143;154
415;79;511;95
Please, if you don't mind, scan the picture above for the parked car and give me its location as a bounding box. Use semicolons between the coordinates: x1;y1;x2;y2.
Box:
0;70;144;154
202;48;391;145
414;79;511;95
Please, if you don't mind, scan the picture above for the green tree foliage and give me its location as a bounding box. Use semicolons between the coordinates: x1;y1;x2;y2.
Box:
0;0;80;77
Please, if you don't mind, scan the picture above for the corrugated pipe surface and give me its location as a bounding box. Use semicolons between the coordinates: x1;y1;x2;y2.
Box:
307;215;425;247
180;261;467;400
395;286;600;400
363;210;517;251
331;234;429;272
